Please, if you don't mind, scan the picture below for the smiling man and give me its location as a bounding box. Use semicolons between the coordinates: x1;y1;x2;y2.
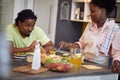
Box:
6;9;54;57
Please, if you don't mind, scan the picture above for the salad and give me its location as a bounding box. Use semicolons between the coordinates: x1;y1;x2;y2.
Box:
45;54;72;72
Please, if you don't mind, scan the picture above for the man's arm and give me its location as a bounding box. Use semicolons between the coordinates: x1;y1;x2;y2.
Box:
8;41;36;54
58;41;80;49
42;41;55;54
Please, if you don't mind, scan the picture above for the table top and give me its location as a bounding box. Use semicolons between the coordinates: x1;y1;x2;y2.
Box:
5;59;115;80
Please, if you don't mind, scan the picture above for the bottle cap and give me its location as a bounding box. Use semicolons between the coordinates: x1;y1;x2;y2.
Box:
35;40;40;48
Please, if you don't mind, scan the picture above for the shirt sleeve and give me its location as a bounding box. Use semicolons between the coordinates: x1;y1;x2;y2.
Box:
112;29;120;61
75;23;91;49
36;27;50;45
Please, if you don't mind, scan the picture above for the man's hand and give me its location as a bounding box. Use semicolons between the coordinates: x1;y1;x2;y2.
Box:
58;41;67;48
43;41;54;54
28;41;36;52
112;60;120;74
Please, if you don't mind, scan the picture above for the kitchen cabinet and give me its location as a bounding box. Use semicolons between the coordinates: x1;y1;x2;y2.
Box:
117;0;120;2
71;0;120;23
70;0;91;22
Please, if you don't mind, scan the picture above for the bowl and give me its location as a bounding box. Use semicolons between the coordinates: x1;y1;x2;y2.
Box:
47;62;72;72
45;54;72;72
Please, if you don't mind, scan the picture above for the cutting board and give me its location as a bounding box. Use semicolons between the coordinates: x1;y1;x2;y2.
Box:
13;65;48;74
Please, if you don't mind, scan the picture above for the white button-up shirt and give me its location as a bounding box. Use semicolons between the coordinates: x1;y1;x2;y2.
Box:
76;19;120;65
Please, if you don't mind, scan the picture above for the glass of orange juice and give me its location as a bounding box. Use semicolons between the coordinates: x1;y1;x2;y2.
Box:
69;54;82;69
69;48;82;69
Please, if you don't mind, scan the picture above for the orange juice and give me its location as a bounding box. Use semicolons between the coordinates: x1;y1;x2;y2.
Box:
69;54;82;68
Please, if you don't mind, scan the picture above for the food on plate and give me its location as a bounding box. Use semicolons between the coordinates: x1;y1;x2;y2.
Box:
26;48;72;72
41;47;48;64
26;47;48;63
41;47;46;54
49;50;56;54
61;53;69;61
26;54;33;62
41;53;48;64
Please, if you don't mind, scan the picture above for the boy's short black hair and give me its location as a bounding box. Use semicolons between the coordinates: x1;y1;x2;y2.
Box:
15;9;37;26
90;0;116;15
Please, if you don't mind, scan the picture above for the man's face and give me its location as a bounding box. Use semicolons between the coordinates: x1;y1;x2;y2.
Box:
18;19;36;38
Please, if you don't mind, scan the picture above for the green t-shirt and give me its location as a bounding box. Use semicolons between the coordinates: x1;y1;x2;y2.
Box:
6;24;50;55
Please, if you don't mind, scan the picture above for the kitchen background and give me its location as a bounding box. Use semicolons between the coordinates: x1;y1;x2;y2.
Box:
0;0;120;78
0;0;83;48
0;0;83;77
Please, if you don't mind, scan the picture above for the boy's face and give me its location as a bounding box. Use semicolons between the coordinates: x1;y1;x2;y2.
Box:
18;19;36;38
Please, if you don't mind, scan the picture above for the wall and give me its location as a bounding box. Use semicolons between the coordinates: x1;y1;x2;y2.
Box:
55;0;83;48
0;0;14;30
33;0;58;43
13;0;33;22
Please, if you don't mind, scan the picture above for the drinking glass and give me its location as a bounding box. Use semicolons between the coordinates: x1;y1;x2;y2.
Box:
69;48;82;69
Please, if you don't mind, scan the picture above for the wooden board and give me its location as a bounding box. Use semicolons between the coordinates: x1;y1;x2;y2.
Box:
13;65;48;74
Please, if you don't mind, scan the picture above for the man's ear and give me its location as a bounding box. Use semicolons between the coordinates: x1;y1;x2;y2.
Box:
18;21;20;26
18;21;23;27
18;21;21;25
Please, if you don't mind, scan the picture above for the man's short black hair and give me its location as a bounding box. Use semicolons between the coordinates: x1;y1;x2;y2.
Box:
15;9;37;26
90;0;116;15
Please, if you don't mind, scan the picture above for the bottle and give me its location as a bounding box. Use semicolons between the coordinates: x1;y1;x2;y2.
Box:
32;40;41;70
